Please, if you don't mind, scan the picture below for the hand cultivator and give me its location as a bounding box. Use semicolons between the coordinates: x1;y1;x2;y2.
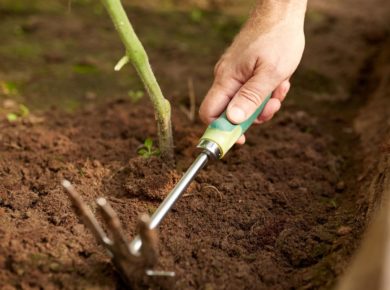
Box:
62;180;172;286
62;97;270;286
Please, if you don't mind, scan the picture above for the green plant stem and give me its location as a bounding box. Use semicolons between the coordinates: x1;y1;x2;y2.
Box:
101;0;174;161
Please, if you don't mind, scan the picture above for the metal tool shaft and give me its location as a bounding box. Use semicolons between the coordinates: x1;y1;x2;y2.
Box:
130;152;209;254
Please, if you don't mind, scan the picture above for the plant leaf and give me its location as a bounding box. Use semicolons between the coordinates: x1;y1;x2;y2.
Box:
151;149;161;156
137;148;148;155
6;113;18;122
128;90;144;103
19;104;29;117
144;138;153;150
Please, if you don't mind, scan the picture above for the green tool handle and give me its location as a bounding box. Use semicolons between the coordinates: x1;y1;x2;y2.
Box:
200;95;271;158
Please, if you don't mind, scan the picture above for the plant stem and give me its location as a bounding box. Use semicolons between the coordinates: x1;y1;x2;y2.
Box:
100;0;174;161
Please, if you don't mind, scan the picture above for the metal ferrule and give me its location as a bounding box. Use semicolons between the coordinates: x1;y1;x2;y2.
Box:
197;139;222;159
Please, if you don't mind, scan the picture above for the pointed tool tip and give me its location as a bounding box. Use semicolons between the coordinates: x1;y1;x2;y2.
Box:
139;213;151;223
61;179;71;188
96;197;107;206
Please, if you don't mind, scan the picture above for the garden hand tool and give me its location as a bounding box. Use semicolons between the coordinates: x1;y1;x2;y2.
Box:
62;95;270;285
129;95;271;254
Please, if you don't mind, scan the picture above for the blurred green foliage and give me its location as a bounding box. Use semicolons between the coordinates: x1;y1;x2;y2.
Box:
73;63;98;74
1;81;19;96
128;90;144;103
6;104;30;122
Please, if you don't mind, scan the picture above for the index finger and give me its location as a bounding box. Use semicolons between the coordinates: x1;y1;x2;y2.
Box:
199;78;242;124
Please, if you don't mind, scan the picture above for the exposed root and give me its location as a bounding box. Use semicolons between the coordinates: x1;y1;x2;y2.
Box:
203;184;224;201
183;184;224;201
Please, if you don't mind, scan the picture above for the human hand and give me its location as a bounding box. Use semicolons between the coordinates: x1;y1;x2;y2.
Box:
199;0;307;144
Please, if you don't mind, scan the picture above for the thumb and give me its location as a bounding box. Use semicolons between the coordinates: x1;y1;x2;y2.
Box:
226;74;277;124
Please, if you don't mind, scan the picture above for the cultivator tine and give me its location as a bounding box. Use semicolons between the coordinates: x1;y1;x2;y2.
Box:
94;196;150;284
137;214;158;267
95;198;161;274
62;180;112;248
96;197;134;260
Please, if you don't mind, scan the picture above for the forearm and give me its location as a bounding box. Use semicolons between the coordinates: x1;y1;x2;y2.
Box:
253;0;307;19
227;0;306;50
245;0;307;34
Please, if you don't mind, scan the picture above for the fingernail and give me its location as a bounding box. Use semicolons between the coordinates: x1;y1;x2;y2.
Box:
228;105;246;123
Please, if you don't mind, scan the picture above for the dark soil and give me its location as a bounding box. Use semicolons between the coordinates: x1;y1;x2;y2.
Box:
0;0;389;289
0;99;364;290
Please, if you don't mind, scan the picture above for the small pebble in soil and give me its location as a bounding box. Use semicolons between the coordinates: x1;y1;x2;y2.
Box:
49;262;61;272
336;181;346;192
48;216;61;226
22;211;32;219
3;99;17;109
337;226;352;236
288;178;301;189
298;187;309;195
47;159;63;172
204;283;214;290
14;267;24;276
85;91;97;100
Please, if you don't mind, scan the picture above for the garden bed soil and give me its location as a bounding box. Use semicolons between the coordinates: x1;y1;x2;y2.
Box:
0;100;364;289
1;0;389;289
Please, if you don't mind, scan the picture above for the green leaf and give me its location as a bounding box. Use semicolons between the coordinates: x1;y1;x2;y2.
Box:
128;90;144;103
144;138;153;150
137;138;160;158
19;104;29;117
137;148;149;157
6;113;18;122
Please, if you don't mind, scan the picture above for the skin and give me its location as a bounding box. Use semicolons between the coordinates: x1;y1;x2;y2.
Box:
199;0;308;144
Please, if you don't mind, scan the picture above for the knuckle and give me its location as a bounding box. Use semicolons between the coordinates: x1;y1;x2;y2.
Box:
214;53;233;77
261;60;285;81
239;88;263;107
214;60;226;77
268;63;284;80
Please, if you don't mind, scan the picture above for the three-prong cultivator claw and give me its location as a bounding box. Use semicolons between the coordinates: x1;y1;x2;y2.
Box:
61;180;174;286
